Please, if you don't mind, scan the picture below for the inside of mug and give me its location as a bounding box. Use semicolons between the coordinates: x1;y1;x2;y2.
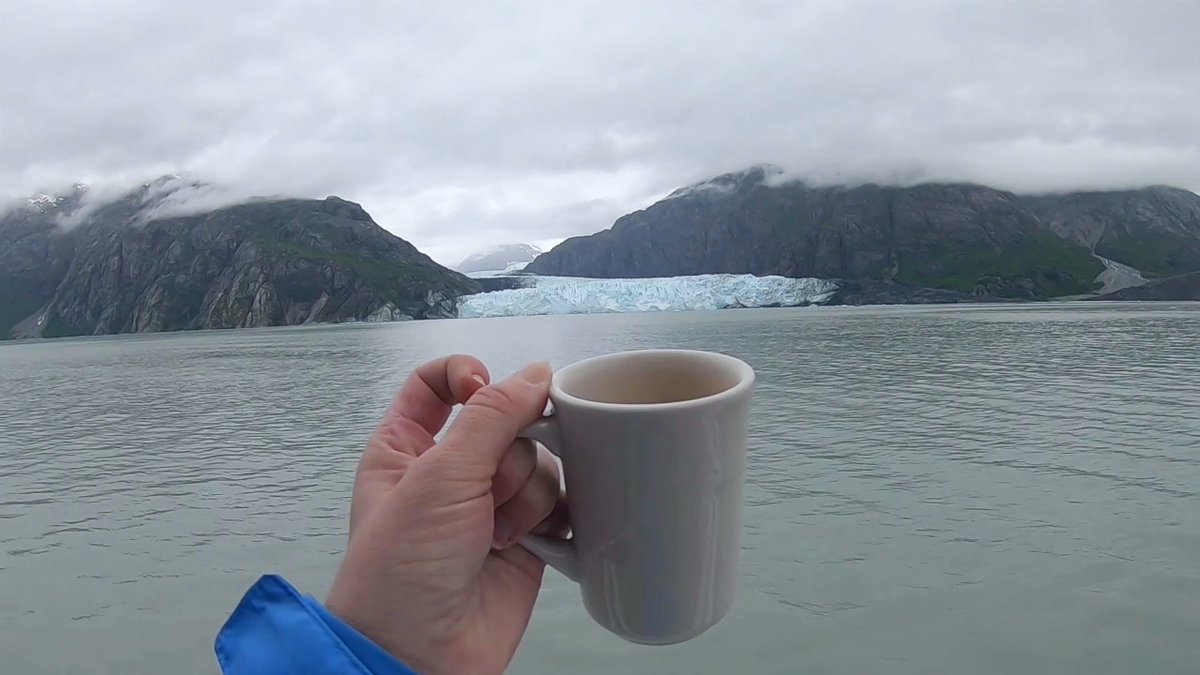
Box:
555;351;743;405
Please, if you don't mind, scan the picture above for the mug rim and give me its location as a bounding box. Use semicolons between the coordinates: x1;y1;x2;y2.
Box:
548;348;755;412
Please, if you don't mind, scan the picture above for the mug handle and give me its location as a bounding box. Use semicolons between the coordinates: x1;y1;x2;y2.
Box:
516;416;581;582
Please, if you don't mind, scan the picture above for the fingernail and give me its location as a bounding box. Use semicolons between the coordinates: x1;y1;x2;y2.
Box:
517;362;551;385
471;373;486;386
492;517;514;549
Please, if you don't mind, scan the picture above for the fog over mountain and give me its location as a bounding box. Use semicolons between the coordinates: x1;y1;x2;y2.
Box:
2;1;1198;264
456;243;542;274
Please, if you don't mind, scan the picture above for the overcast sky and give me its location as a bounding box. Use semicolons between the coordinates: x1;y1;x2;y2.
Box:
2;1;1199;264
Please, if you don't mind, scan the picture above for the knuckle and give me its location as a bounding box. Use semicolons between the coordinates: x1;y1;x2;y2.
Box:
520;467;559;518
466;384;518;418
529;491;556;522
414;448;487;488
444;354;468;373
499;438;536;475
448;353;482;373
492;440;535;501
520;493;557;526
499;465;559;522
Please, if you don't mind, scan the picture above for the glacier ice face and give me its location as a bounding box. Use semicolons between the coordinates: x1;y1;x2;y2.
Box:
457;274;838;318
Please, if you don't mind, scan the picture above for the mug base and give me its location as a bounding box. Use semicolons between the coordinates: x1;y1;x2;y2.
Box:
598;611;728;646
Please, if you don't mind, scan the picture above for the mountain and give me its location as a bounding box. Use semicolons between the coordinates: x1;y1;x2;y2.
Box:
526;167;1108;299
0;178;479;339
456;243;542;274
526;168;1200;301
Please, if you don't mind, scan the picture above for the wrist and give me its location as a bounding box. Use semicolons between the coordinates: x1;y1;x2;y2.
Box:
325;575;454;675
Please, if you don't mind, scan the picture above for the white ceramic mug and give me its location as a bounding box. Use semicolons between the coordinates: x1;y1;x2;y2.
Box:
519;349;754;645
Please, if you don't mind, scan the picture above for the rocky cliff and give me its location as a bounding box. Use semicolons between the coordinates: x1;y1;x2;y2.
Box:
1;179;479;338
526;167;1200;300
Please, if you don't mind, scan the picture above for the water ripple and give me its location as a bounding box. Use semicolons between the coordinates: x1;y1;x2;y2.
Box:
1;304;1199;674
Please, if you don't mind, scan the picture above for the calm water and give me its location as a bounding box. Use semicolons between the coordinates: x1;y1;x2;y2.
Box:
2;303;1198;674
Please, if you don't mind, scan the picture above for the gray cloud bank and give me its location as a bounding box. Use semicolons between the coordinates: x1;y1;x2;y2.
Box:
3;0;1198;263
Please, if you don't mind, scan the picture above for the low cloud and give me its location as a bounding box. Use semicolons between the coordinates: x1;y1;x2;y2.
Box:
136;180;269;222
2;0;1198;263
47;176;266;230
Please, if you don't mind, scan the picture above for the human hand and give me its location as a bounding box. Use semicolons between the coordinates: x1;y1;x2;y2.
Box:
325;355;565;675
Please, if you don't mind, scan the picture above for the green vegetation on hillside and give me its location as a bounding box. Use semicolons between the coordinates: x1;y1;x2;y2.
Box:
895;234;1104;297
253;235;458;298
0;279;48;340
1096;233;1200;278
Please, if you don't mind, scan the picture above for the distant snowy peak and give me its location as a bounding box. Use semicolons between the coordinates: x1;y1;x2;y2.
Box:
457;242;543;274
27;194;61;208
23;183;88;213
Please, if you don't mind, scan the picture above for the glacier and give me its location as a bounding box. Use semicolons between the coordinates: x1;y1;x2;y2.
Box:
457;274;838;318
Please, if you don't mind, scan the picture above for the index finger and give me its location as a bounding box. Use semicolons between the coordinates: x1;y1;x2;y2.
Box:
383;354;490;439
432;362;552;477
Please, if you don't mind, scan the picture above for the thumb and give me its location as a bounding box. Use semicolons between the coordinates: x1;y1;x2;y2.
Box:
430;362;552;479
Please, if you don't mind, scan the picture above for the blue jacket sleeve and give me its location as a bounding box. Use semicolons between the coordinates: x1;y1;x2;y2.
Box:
215;574;418;675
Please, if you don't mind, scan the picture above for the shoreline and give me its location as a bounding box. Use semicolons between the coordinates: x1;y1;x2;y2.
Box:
7;298;1200;344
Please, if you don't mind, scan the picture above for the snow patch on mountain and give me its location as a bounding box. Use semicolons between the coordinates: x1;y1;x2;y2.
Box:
20;184;88;214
